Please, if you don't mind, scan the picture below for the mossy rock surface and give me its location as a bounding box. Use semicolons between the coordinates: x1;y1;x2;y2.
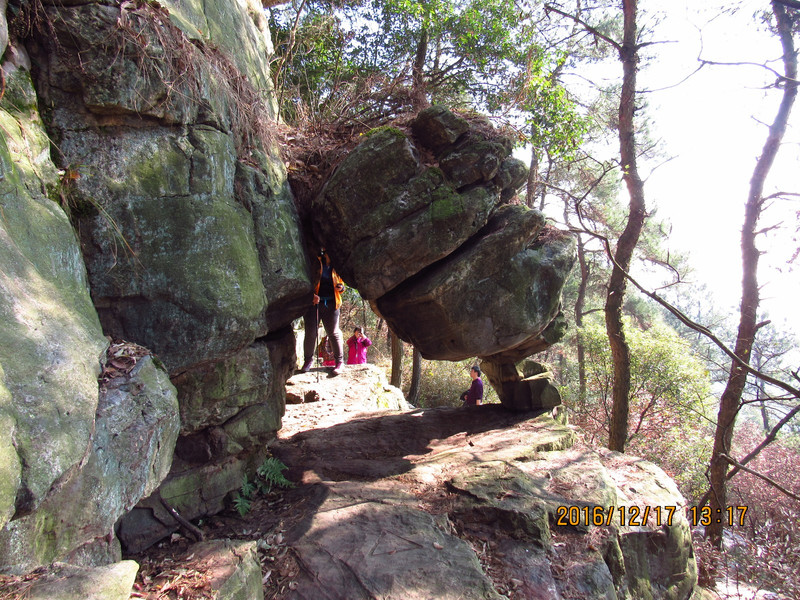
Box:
0;82;106;535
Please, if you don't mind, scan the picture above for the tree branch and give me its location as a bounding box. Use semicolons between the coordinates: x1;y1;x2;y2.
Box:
720;453;800;502
544;4;622;52
723;400;800;481
698;58;799;85
572;227;800;402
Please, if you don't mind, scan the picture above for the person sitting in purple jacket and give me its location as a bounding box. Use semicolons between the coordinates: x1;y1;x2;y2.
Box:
460;365;484;406
346;327;372;365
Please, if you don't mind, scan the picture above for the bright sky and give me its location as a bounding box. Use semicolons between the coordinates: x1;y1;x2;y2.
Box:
641;0;800;336
536;1;800;337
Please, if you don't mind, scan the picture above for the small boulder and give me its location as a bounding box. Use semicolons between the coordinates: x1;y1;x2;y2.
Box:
410;105;470;153
24;561;139;600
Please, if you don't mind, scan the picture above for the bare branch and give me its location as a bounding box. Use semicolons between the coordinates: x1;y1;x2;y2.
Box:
573;227;800;402
762;191;800;201
725;401;800;478
698;58;799;85
642;62;706;94
720;454;800;502
544;4;621;52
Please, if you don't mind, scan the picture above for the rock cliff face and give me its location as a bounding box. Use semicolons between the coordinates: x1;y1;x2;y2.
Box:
0;0;694;595
1;0;304;572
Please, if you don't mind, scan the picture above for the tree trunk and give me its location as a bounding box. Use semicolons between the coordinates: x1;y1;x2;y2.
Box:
605;0;647;452
706;0;797;548
390;332;404;388
574;233;590;404
408;347;422;405
411;27;429;110
527;133;539;208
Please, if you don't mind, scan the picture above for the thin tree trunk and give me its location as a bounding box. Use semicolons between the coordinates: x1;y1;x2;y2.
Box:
606;0;647;452
412;27;429;110
706;0;797;547
575;233;590;404
390;332;403;388
527;135;539;208
408;347;422;405
564;195;590;405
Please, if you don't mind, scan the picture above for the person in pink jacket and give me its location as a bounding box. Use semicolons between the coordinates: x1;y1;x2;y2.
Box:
346;327;372;365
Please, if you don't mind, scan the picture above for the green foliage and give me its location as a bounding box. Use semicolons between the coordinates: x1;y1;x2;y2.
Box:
240;474;257;498
401;356;498;408
495;46;588;161
233;475;255;516
566;313;714;498
232;458;294;516
579;315;712;428
256;457;295;492
268;0;584;159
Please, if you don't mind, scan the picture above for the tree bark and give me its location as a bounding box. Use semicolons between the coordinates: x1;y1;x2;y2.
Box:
605;0;647;452
390;331;404;388
411;26;429;110
526;138;539;208
706;0;797;547
408;347;422;405
575;233;590;403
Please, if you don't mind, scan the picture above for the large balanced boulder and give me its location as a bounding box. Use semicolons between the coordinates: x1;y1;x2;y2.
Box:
313;106;574;372
313;110;528;301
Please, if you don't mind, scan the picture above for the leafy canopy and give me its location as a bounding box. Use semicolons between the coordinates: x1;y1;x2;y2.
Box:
268;0;586;155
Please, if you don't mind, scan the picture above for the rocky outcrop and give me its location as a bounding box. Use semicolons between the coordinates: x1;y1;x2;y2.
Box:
117;328;296;554
1;0;300;574
30;0;309;372
0;53;106;528
0;342;179;574
376;205;575;361
2;0;576;588
313;107;575;403
268;376;699;600
21;0;311;555
0;39;181;575
313;111;531;303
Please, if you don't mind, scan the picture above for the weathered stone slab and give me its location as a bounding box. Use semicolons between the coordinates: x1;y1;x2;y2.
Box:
25;561;139;600
188;539;264;600
286;484;503;600
271;396;697;600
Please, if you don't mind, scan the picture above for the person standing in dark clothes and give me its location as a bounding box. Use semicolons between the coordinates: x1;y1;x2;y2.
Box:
461;365;484;406
301;248;345;374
